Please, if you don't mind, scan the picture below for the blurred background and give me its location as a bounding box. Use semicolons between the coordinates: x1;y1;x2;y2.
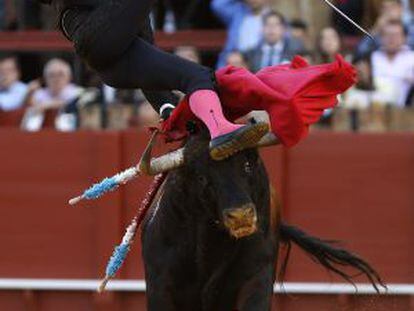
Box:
0;0;413;310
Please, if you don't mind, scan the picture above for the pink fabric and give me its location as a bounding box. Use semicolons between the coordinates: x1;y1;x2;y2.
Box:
189;90;242;139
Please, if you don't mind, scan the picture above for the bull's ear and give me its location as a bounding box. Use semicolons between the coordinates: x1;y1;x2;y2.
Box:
196;174;208;187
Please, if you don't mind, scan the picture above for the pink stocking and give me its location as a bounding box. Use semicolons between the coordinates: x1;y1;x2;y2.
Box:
189;90;242;139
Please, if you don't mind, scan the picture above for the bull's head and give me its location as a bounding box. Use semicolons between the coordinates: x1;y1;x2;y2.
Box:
139;129;279;239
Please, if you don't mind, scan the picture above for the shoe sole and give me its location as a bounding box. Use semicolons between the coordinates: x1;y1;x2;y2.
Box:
210;123;269;161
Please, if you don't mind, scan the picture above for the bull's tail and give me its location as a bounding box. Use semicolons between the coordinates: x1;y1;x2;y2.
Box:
279;223;386;293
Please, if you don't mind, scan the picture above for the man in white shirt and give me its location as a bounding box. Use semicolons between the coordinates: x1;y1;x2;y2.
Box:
0;55;28;111
31;58;81;112
371;19;414;106
23;58;82;131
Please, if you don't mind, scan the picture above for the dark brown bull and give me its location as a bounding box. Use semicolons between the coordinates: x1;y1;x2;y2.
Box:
140;129;384;311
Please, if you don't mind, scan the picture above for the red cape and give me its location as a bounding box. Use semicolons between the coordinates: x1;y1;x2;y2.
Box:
162;54;356;147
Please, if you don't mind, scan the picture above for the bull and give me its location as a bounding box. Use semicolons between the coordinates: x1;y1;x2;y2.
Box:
139;128;384;311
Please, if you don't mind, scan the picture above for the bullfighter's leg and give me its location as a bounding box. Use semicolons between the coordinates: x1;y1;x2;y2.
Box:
138;17;179;115
101;39;269;160
63;1;269;160
66;8;179;114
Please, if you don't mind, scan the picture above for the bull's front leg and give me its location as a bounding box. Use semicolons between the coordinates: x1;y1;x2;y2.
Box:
201;267;274;311
142;218;201;311
237;264;275;311
146;272;202;311
146;285;177;311
145;265;180;311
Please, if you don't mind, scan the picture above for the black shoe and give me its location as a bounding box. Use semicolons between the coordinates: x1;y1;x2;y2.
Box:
209;122;269;161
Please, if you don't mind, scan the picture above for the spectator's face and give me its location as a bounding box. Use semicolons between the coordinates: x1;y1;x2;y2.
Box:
226;52;248;69
175;46;200;64
263;16;285;45
381;1;403;20
319;28;341;56
45;63;71;94
0;58;19;89
246;0;267;12
382;24;406;54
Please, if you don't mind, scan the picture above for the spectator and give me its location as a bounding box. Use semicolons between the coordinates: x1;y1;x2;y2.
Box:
375;0;406;31
211;0;271;67
244;11;305;72
344;55;383;109
0;55;28;111
30;59;81;112
371;19;414;106
136;101;160;128
357;0;414;57
353;56;375;92
290;19;310;49
174;45;201;64
23;59;82;131
226;51;249;69
315;27;343;63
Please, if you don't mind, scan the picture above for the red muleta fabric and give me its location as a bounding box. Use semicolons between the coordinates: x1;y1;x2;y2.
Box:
162;54;356;147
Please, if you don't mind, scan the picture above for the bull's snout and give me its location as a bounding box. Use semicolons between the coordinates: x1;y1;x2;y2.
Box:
223;204;258;239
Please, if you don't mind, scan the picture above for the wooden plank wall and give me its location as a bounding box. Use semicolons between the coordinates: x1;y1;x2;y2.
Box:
0;129;413;310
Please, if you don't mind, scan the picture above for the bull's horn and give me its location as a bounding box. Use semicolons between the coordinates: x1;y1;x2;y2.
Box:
247;114;279;148
139;131;185;176
139;130;277;176
256;132;280;147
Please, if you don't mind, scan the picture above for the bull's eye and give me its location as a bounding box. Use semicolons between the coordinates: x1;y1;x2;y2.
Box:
197;175;208;186
244;161;252;174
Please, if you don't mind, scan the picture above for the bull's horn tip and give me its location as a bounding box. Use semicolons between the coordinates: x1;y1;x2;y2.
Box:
69;196;82;206
97;277;110;293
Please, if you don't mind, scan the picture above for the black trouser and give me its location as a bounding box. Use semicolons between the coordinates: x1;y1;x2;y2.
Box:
62;0;215;112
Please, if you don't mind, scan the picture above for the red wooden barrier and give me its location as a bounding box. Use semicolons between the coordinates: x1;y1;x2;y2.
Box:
284;133;414;284
0;31;359;53
0;108;25;127
0;31;226;52
0;129;413;310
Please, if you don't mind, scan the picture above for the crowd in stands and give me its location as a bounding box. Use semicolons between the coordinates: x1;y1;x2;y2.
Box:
0;0;414;132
